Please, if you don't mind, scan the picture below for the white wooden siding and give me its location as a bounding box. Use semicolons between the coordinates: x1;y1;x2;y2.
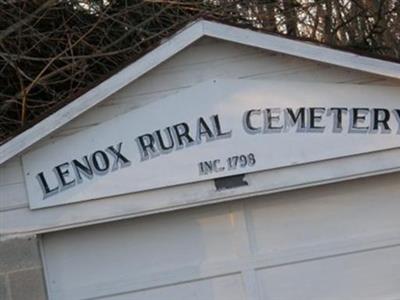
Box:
0;37;399;235
29;37;400;149
0;157;27;211
41;173;400;300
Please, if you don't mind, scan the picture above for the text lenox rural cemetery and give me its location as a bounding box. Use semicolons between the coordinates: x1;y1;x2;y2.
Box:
36;107;400;199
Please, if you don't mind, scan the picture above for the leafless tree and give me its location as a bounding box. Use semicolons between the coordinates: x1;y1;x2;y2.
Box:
0;0;399;143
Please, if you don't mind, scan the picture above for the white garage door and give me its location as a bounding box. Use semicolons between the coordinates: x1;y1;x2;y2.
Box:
41;174;400;300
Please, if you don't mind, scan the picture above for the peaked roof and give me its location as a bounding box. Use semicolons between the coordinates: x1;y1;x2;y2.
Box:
1;19;399;165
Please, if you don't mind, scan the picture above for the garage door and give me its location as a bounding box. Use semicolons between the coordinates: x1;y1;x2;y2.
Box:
41;174;400;300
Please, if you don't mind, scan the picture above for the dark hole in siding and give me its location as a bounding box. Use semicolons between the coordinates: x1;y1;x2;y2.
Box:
214;174;248;191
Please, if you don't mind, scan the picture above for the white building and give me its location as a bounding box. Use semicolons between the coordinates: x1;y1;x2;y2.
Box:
1;20;400;300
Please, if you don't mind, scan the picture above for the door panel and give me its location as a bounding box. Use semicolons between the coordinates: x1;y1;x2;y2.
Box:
42;175;400;300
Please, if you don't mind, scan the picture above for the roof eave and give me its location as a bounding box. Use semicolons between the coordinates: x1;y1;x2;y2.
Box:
1;20;399;165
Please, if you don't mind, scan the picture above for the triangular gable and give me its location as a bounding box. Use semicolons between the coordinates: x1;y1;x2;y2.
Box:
1;20;399;165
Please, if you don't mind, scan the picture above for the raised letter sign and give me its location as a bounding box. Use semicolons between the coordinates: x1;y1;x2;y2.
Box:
23;79;400;209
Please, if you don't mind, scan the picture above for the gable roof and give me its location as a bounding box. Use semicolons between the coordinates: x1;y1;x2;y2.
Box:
1;19;399;165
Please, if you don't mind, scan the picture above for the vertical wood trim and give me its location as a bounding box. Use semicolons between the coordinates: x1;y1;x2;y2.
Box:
230;202;262;300
241;270;262;300
38;235;52;300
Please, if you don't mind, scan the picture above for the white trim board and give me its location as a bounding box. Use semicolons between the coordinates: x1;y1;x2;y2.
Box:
0;20;399;165
2;147;400;238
